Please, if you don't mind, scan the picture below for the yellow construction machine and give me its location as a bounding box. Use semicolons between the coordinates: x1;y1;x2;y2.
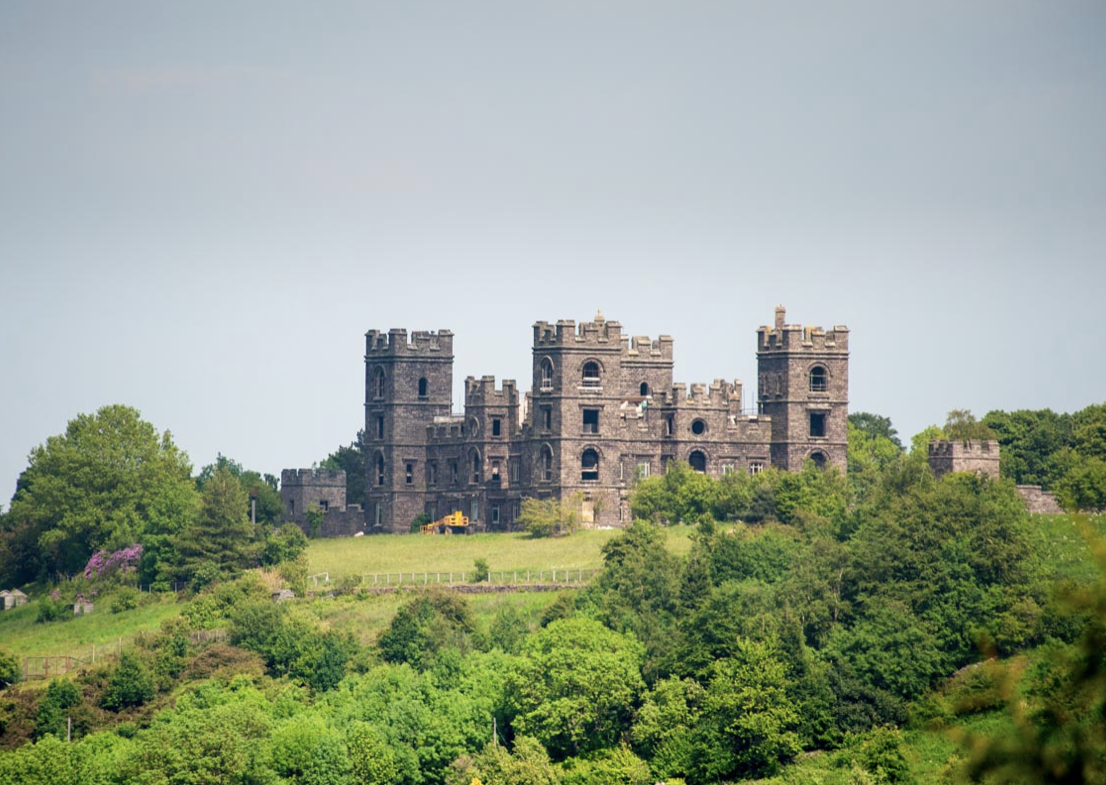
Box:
421;511;470;535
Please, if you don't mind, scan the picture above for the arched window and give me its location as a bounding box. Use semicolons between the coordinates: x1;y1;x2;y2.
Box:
581;448;600;481
418;377;428;398
582;361;600;387
375;453;385;486
809;366;827;393
471;450;482;484
374;368;386;399
689;450;707;473
640;382;650;397
810;451;827;470
540;358;554;391
541;445;553;482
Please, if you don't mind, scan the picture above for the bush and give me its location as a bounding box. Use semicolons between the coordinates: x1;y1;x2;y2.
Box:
111;586;141;614
34;679;83;739
473;558;490;583
36;594;69;624
101;651;156;710
0;648;18;689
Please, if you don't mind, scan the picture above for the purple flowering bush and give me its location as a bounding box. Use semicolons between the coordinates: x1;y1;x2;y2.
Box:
84;544;143;582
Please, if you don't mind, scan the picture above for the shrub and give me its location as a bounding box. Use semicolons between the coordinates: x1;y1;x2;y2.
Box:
111;586;141;614
101;651;156;710
473;558;490;583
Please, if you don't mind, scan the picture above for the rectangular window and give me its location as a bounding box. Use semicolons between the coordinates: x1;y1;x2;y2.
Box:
376;415;384;439
722;462;735;475
637;461;650;479
512;501;521;519
471;500;479;521
492;460;501;480
319;500;329;512
510;460;519;482
542;407;552;431
750;461;765;475
583;409;599;434
665;416;674;435
810;412;826;438
451;461;458;485
289;499;295;515
375;503;383;527
492;506;500;524
428;462;437;486
405;463;414;484
492;418;502;437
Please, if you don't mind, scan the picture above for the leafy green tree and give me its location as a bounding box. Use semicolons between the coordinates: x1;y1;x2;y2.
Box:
0;647;18;689
1055;454;1106;511
848;419;905;504
321;431;368;508
631;676;705;781
849;412;903;450
630;462;715;524
34;679;83;739
101;651;156;711
507;617;645;760
448;736;561;785
559;745;652;785
259;522;309;566
377;591;475;671
196;453;283;526
943;409;996;442
3;404;198;582
909;424;946;458
983;408;1074;488
518;494;583;538
688;638;802;784
270;713;352;785
172;465;256;580
348;722;400;785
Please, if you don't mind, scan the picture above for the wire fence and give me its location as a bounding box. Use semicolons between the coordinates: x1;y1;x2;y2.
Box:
352;568;599;587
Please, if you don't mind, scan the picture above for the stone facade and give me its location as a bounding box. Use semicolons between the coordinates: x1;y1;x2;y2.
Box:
280;468;365;537
356;306;849;533
927;440;1001;480
1016;485;1064;514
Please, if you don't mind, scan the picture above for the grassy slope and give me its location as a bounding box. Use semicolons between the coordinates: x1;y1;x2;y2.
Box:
305;524;696;580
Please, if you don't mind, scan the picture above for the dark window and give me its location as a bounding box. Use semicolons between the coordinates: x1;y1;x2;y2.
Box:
289;499;295;514
375;369;385;398
810;412;826;438
376;454;385;486
542;407;552;431
510;460;519;482
665;416;674;435
492;418;501;437
540;358;554;391
492;506;500;525
542;447;553;482
640;382;650;396
376;415;384;439
472;453;481;483
405;463;413;484
428;462;437;485
810;366;827;392
492;460;500;480
582;361;600;387
583;409;599;434
691;419;706;435
810;452;827;469
418;377;428;398
319;499;329;512
450;461;458;484
689;450;707;473
581;448;599;481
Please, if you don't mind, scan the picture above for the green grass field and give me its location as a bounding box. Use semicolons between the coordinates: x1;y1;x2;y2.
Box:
304;524;696;581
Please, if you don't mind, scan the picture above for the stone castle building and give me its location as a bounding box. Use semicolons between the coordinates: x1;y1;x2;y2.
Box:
283;306;849;534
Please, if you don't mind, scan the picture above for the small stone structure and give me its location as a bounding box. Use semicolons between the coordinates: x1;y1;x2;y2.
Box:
272;589;296;603
1016;485;1064;514
280;468;364;537
0;589;27;610
928;439;1001;480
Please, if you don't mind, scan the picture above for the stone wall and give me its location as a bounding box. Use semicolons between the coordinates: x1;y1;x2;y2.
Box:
1017;485;1064;514
928;440;1001;479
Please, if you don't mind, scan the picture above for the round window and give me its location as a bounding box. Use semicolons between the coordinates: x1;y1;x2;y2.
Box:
691;419;706;435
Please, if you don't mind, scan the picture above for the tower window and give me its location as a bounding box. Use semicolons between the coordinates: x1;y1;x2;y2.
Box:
472;453;481;484
810;451;827;470
540;358;554;391
542;407;552;431
581;448;600;481
418;377;428;398
810;412;827;438
691;419;706;435
289;499;295;514
450;461;458;484
376;415;384;439
428;462;437;486
542;446;553;482
640;382;650;396
583;409;599;434
374;369;385;399
582;361;600;387
376;454;385;486
405;463;413;485
689;450;707;473
492;460;500;480
810;366;827;392
492;418;501;437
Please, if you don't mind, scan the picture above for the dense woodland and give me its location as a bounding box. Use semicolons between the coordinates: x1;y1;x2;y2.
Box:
0;404;1105;784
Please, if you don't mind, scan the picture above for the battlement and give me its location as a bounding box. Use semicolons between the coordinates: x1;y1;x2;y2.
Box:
427;416;466;442
464;375;519;406
666;379;743;407
281;468;346;486
365;328;454;356
533;310;623;348
928;439;1000;479
621;334;675;361
757;306;848;352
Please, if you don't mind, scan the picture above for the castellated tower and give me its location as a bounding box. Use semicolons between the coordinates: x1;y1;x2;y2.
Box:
364;328;454;533
756;306;849;472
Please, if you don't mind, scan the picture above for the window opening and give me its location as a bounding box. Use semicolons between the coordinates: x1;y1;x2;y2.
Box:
319;499;329;512
428;462;437;486
640;382;650;396
492;460;501;480
689;450;707;473
418;377;428;398
375;369;385;398
492;506;500;525
510;460;519;482
405;463;413;485
665;416;674;436
540;358;554;391
691;419;706;435
542;447;553;482
472;453;481;484
809;412;826;438
376;415;384;439
582;361;600;387
810;366;828;393
749;461;765;475
581;448;600;481
542;407;552;431
810;452;827;470
289;499;295;515
492;418;501;437
376;454;385;486
583;409;599;434
637;461;650;479
450;461;458;485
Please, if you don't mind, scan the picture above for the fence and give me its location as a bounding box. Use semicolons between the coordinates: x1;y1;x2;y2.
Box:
22;639;123;681
354;568;599;587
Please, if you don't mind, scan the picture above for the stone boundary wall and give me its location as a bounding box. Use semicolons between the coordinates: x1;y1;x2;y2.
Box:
1016;485;1064;514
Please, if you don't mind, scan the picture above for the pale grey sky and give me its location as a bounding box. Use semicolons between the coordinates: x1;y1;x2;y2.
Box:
2;1;1104;501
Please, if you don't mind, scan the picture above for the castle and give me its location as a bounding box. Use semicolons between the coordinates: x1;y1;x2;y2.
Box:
282;306;849;534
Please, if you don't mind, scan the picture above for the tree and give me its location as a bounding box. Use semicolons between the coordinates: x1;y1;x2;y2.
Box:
196;453;283;526
943;409;996;442
507;617;645;760
101;651;156;711
171;465;256;580
321;431;368;508
348;722;401;785
849;412;903;450
377;591;476;671
0;647;19;689
518;494;583;538
3;405;198;582
34;679;83;740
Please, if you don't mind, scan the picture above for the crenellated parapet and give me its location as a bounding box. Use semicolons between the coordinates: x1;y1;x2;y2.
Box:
928;439;1001;479
533;310;623;348
365;328;454;355
464;376;519;406
620;334;675;361
757;306;848;353
281;468;346;487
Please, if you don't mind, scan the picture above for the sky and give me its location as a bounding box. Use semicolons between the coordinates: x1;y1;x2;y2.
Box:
1;1;1104;502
